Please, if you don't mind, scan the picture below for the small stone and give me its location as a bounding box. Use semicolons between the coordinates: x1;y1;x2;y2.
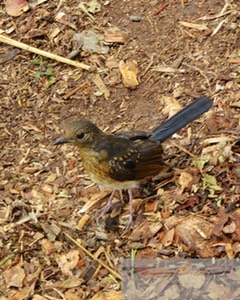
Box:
130;15;143;22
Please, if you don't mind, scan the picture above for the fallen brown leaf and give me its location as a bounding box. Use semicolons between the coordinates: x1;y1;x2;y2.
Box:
5;0;28;16
175;216;216;257
90;291;121;300
56;249;79;277
3;264;25;288
119;60;139;88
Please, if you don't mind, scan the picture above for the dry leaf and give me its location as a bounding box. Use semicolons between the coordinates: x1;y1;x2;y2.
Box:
74;30;109;53
178;171;193;194
57;249;79;276
40;183;53;193
48;27;61;42
162;228;175;247
41;238;56;255
225;243;234;259
130;220;152;241
232;242;240;255
175;216;215;257
91;74;110;100
228;58;240;63
104;31;127;43
44;173;57;182
5;0;28;16
64;290;82;300
162;96;181;118
90;291;121;300
77;214;91;230
119;60;139;88
78;190;110;213
222;221;236;234
41;223;61;241
179;21;208;31
3;264;25;287
8;289;30;300
49;278;84;289
201;136;231;146
88;0;101;14
32;295;48;300
152;65;185;73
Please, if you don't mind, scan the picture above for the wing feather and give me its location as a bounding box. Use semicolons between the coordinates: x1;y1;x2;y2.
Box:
95;137;163;181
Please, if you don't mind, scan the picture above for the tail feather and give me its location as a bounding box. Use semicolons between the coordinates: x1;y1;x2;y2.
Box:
149;96;213;142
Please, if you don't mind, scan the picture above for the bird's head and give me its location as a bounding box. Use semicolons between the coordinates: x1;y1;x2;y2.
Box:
54;120;103;147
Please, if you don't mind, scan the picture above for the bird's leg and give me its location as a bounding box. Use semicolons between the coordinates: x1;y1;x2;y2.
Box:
125;189;133;229
97;190;116;218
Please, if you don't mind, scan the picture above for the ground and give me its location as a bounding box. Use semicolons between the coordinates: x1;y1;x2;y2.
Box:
0;0;240;299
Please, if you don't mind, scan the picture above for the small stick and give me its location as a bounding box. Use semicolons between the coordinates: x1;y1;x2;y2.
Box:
63;231;121;280
172;142;195;158
0;34;94;71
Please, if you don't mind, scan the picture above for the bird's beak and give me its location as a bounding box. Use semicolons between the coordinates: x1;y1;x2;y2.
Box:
53;136;68;145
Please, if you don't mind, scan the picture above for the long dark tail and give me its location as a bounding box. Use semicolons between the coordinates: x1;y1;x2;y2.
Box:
149;96;213;142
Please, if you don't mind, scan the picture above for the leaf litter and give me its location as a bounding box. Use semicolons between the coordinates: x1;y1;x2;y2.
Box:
0;0;240;299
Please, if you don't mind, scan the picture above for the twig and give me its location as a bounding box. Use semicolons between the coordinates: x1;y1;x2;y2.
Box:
153;3;168;15
155;177;176;190
141;54;156;78
182;62;210;85
172;142;195;158
63;231;121;280
79;3;95;22
198;1;231;20
198;10;231;21
63;80;85;100
211;19;225;37
0;34;94;72
0;254;15;267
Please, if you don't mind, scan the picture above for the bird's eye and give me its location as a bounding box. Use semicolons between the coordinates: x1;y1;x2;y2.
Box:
77;132;85;139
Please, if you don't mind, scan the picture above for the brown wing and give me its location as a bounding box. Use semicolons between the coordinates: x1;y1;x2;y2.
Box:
130;139;164;180
95;136;163;181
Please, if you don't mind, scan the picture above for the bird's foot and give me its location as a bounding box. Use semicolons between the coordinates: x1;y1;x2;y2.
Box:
124;190;134;230
96;190;116;221
124;214;133;230
97;201;113;218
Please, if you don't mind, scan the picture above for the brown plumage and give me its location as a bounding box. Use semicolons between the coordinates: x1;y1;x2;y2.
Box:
54;96;213;227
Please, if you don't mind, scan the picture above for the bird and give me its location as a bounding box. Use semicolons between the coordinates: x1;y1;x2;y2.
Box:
54;96;213;227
